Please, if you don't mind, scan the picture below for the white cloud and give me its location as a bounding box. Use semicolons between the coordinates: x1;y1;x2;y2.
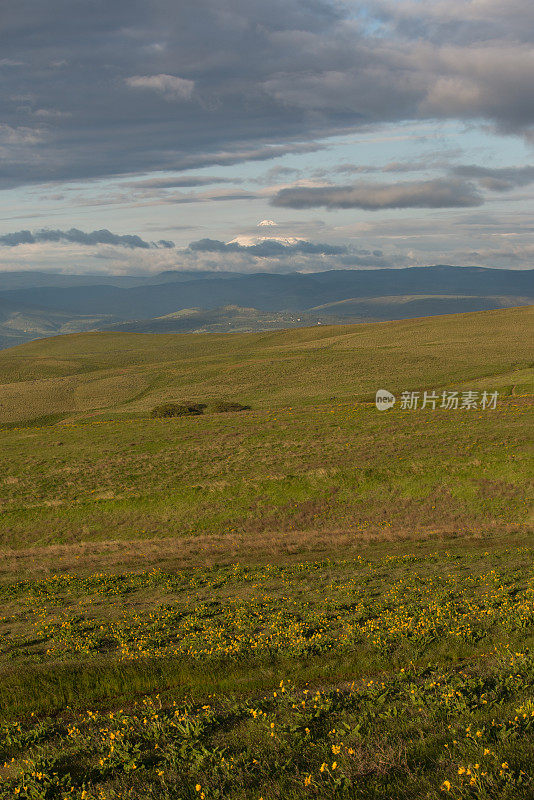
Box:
125;74;195;101
33;108;71;119
0;124;45;144
228;234;303;246
0;58;25;67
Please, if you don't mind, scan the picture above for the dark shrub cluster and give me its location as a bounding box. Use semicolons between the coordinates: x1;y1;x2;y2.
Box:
151;402;206;418
151;400;250;418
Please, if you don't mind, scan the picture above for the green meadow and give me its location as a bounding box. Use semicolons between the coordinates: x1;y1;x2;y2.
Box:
0;306;533;799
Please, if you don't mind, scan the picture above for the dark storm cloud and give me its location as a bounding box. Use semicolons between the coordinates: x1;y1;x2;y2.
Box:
188;238;347;256
0;228;174;248
272;179;483;210
0;0;533;188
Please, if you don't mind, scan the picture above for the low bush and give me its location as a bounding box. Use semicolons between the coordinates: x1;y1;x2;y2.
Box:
151;402;205;418
151;400;249;417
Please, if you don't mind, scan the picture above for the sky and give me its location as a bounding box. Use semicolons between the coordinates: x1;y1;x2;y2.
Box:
0;0;533;275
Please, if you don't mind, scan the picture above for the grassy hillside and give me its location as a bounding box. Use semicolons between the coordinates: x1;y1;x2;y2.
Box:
0;306;533;800
0;305;532;424
0;305;531;552
310;294;532;319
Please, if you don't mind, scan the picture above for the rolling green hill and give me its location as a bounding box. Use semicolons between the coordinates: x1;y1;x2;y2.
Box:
0;304;531;553
0;305;532;425
309;293;533;319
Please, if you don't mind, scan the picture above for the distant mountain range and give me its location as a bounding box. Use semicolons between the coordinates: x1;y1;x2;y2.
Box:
0;265;532;349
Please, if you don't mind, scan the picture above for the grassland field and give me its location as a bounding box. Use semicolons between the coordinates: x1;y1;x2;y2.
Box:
0;306;533;799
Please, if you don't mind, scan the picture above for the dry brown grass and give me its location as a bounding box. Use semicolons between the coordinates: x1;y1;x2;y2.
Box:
0;522;526;582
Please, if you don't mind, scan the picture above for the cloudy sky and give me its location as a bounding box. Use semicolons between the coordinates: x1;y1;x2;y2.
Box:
0;0;533;274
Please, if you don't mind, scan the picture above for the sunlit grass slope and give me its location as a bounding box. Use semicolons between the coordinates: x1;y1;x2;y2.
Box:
0;306;532;550
0;305;531;424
